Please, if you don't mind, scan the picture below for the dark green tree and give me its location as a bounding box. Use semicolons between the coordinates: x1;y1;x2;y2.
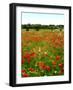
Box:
34;24;41;31
56;25;64;31
48;25;56;30
26;24;31;31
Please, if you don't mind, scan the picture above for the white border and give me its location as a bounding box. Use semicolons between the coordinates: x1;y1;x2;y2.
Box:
16;6;69;84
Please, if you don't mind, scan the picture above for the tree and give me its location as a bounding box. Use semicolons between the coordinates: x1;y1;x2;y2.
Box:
56;25;64;31
34;24;41;31
26;24;31;31
48;25;56;30
21;24;64;31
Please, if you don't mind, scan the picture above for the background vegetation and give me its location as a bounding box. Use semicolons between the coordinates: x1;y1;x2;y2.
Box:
21;24;64;31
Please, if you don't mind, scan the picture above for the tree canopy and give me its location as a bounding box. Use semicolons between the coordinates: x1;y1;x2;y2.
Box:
22;24;64;31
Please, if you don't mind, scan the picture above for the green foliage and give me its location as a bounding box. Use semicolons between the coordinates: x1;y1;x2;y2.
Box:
21;24;64;31
56;25;64;31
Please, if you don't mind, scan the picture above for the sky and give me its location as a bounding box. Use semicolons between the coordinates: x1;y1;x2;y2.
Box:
22;12;64;25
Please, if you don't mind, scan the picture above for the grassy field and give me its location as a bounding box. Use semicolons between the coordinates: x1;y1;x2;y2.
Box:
21;29;64;77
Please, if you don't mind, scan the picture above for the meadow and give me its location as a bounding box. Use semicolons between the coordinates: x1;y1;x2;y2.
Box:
21;29;64;77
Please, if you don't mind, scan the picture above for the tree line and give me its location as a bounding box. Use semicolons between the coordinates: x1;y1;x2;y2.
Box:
22;24;64;31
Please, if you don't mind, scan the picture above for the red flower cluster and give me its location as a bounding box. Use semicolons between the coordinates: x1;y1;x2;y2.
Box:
22;73;29;77
58;63;64;75
22;69;29;77
30;52;36;57
22;59;25;64
29;68;35;72
37;62;50;71
21;69;26;73
45;66;50;71
24;53;31;63
23;52;36;63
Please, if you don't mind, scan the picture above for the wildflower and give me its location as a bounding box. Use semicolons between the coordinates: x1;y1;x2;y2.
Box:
24;53;30;59
58;63;63;68
38;47;41;53
37;62;51;71
21;59;25;64
22;73;29;77
37;62;45;70
29;68;35;72
24;53;31;63
30;52;36;57
45;66;50;71
54;71;57;74
44;51;48;56
21;69;26;73
56;56;60;60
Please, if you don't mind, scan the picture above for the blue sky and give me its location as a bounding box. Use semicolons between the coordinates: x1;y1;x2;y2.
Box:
22;12;64;25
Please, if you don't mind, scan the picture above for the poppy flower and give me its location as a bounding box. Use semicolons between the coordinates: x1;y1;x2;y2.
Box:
58;63;63;68
21;59;25;64
37;62;45;70
37;62;45;66
24;53;30;59
45;66;50;71
21;69;26;73
29;68;35;72
30;52;36;57
22;73;29;77
41;65;46;70
24;53;31;63
53;70;57;75
56;56;60;60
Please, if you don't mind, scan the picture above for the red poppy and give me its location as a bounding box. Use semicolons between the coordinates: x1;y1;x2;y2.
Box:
22;73;29;77
41;65;46;70
29;68;35;72
24;53;31;63
56;56;60;60
24;53;30;59
21;59;25;64
37;62;45;70
30;52;36;57
21;69;26;73
58;63;63;68
45;66;50;71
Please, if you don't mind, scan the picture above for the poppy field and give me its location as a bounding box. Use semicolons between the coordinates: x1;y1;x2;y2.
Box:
21;29;64;77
